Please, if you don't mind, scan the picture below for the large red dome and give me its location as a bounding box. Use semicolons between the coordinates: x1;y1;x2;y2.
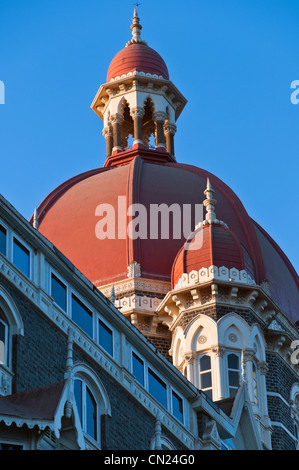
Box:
31;148;299;325
107;43;169;82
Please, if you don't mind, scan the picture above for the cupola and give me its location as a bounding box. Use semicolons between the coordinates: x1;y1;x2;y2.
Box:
91;6;187;165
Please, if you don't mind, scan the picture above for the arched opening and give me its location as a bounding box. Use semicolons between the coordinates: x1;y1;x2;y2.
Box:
142;98;156;149
120;100;134;150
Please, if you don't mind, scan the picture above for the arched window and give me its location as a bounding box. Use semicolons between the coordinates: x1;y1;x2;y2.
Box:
72;364;111;447
0;313;8;366
199;355;213;400
74;379;98;442
227;353;240;397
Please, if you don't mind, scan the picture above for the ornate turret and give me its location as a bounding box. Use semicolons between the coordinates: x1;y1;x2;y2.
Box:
91;7;187;165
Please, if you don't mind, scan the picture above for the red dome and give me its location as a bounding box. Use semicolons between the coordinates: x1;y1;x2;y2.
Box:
171;223;253;288
31;149;299;324
107;43;169;82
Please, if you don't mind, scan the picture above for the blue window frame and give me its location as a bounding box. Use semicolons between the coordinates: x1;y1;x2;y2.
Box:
148;368;167;408
98;319;113;356
132;352;144;386
0;225;6;256
172;390;184;423
51;273;67;311
71;294;93;337
13;237;30;277
74;379;98;441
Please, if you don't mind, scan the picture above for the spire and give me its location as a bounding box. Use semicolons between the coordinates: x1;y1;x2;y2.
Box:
33;208;39;229
195;178;228;229
203;178;217;223
126;4;147;46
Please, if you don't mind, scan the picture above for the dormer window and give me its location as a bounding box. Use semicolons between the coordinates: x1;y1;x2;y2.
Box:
227;353;240;397
199;355;213;400
0;317;8;366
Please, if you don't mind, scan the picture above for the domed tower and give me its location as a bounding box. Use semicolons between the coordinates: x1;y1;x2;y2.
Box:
30;6;298;374
91;6;186;163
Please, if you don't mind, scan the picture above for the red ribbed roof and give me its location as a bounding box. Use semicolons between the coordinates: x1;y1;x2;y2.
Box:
171;224;249;288
31;150;299;324
107;43;169;82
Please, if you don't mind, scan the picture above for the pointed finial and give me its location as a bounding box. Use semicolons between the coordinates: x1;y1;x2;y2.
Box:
111;284;116;305
203;178;217;223
126;3;147;46
33;208;39;229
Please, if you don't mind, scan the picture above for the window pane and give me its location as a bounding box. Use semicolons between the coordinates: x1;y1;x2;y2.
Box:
132;352;144;386
51;274;67;311
148;369;167;408
98;320;113;356
228;353;239;370
0;225;6;256
200;355;211;371
0;320;6;365
172;391;183;423
74;380;82;424
86;386;97;441
201;371;212;389
72;295;93;337
228;370;239;387
13;238;30;277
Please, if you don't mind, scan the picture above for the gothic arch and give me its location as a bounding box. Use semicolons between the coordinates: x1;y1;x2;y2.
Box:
0;285;24;336
250;324;266;362
72;362;111;416
184;314;217;352
218;312;251;350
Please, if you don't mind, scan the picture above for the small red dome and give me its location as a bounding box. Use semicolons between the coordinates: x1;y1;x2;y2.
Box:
171;223;252;288
107;43;169;82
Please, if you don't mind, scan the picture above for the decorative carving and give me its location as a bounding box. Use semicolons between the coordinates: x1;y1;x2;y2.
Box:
198;335;207;344
153;111;167;122
164;121;177;135
127;261;141;278
229;333;238;343
130;107;145;119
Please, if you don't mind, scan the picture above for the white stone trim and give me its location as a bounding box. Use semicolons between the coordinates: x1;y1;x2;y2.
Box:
174;265;255;290
109;71;166;83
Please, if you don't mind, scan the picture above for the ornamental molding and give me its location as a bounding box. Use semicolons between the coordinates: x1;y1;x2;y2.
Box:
100;277;170;298
174;265;256;291
109;70;166;83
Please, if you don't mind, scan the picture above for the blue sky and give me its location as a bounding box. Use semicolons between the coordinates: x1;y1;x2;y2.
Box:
0;0;298;273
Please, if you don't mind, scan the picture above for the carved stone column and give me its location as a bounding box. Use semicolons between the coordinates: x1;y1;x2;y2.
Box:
153;111;167;149
257;361;269;420
130;107;145;145
212;346;225;400
102;125;113;157
164;120;177;156
110;113;124;151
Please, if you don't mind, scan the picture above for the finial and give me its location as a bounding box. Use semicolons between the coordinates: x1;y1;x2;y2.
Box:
33;208;39;229
194;178;228;230
203;178;217;223
111;284;116;305
126;3;147;46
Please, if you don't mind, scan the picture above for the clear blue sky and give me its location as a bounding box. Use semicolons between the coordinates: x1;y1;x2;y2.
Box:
0;0;298;273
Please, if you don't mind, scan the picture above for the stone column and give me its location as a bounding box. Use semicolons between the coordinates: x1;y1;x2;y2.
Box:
212;346;225;401
257;361;269;419
102;125;113;157
130;107;145;145
110;113;124;151
153;111;167;149
164;120;177;157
